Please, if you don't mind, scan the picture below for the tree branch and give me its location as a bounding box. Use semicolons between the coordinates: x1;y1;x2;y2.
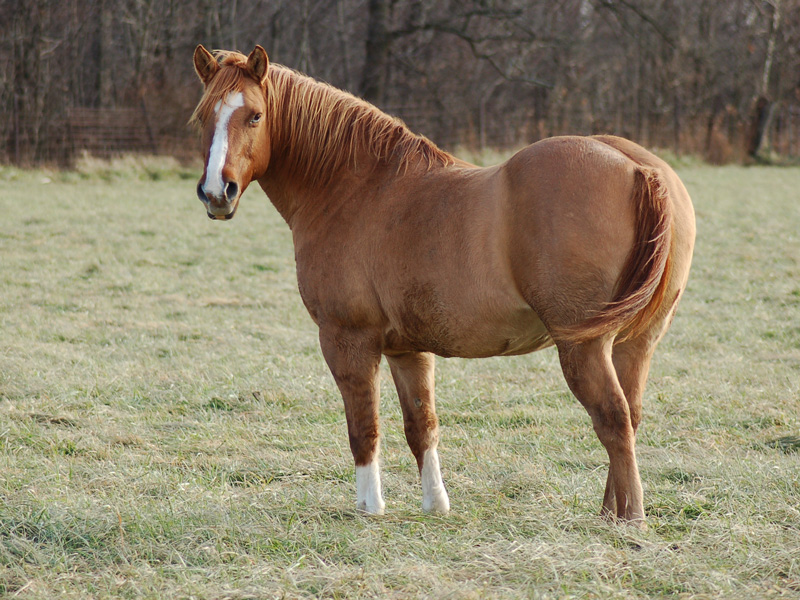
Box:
388;9;553;89
592;0;677;49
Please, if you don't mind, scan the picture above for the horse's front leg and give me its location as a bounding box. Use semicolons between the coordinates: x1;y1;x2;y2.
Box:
319;327;385;514
387;352;450;514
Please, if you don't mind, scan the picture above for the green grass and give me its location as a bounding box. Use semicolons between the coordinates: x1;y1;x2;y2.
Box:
1;161;799;598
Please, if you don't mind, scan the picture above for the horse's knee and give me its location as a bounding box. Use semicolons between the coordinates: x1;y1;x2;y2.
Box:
401;400;439;467
348;428;380;465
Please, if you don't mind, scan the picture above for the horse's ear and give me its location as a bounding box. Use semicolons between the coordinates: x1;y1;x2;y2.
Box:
246;45;269;86
194;45;219;85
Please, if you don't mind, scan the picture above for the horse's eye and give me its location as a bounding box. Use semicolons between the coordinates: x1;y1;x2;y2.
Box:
251;113;262;125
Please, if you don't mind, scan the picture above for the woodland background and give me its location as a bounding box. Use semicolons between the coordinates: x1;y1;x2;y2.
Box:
1;0;798;165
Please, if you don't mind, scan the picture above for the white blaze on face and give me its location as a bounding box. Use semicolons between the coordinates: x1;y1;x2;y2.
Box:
355;459;385;515
203;91;244;198
421;448;450;514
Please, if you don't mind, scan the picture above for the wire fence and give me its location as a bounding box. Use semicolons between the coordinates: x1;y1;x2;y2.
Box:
5;101;800;167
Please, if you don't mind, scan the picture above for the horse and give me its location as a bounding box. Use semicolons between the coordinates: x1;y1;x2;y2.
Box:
190;44;695;525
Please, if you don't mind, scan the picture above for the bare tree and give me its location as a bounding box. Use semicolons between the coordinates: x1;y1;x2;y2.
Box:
3;0;800;164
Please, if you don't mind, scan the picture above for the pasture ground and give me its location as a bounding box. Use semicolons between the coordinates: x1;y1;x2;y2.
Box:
0;159;799;598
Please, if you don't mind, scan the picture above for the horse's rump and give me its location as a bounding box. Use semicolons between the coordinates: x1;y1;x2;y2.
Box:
551;164;673;344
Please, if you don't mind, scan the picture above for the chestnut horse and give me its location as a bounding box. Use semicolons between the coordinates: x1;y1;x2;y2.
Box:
191;45;695;524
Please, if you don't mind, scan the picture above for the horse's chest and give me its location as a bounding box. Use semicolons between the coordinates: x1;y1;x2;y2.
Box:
295;250;380;328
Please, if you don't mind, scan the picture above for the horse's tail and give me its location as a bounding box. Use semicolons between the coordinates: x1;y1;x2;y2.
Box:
553;166;673;344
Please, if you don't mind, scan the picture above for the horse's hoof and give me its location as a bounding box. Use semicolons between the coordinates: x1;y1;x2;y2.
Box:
601;510;647;529
356;501;385;516
422;492;450;515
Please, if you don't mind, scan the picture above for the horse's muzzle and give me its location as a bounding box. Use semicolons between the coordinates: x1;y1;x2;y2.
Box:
197;181;239;220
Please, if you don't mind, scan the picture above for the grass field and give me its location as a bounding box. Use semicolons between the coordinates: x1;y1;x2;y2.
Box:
1;159;799;599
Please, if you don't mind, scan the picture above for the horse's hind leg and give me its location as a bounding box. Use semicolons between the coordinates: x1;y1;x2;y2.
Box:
387;352;450;514
603;336;657;518
604;310;676;516
557;338;645;524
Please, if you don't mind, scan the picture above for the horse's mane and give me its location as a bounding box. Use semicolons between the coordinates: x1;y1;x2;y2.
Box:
191;51;455;188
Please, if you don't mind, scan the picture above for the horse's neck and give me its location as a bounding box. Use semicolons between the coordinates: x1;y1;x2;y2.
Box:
260;70;454;227
258;146;403;229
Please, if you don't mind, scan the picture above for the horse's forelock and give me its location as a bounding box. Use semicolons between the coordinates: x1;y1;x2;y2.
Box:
189;51;257;129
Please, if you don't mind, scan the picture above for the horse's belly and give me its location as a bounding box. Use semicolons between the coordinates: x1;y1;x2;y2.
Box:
492;314;555;356
384;300;553;358
457;308;554;358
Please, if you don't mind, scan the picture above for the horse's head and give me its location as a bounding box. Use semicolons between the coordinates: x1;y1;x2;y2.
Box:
192;45;270;220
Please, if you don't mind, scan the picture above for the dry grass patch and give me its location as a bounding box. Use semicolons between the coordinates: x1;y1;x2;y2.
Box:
0;163;799;598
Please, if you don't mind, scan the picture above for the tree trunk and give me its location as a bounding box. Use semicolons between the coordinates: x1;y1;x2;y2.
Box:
99;0;114;108
360;0;391;105
747;0;781;159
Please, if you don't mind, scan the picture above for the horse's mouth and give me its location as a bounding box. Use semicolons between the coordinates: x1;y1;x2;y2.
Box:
206;200;239;221
207;210;237;220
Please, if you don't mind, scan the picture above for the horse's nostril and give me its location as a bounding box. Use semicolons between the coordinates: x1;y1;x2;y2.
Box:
197;182;208;204
225;180;239;200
